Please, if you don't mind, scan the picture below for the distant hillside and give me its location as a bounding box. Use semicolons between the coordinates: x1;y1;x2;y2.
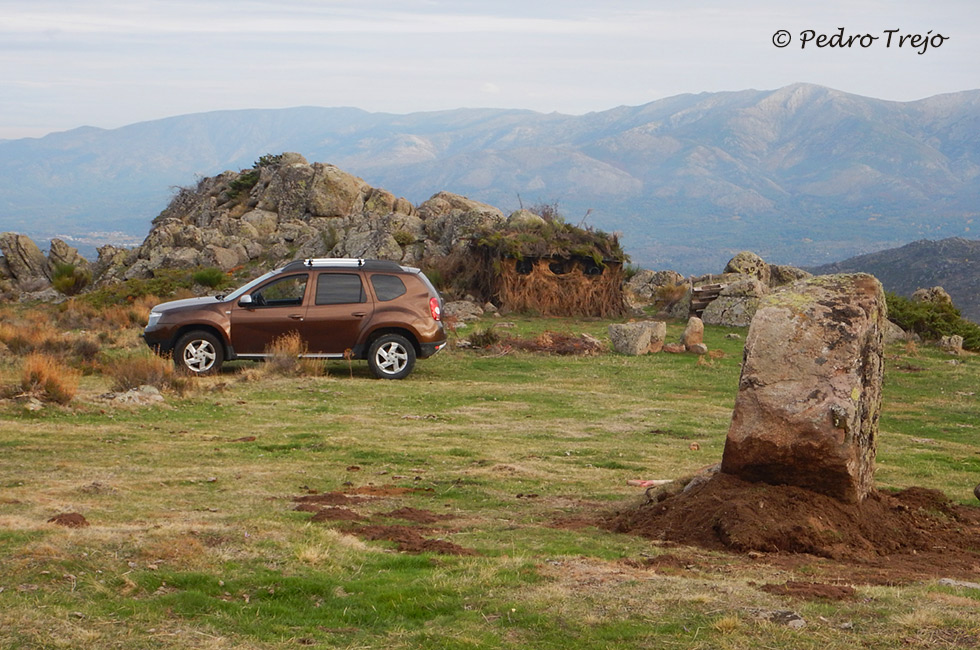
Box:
1;83;978;272
810;237;980;323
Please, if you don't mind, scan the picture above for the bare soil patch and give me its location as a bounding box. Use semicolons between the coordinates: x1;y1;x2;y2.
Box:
381;507;456;524
310;507;365;522
48;512;89;528
292;491;475;556
759;581;856;601
345;524;477;556
293;491;370;506
603;472;980;584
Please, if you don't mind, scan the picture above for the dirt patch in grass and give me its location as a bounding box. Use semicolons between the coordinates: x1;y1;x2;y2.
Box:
603;472;980;584
293;492;371;506
381;507;456;524
293;491;475;555
350;485;432;497
47;512;89;528
310;507;366;522
345;524;477;556
759;581;856;601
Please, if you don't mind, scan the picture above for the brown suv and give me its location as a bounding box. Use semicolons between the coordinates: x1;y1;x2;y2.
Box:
143;258;447;379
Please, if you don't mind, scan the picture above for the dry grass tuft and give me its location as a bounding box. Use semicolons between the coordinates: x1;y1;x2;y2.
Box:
262;332;327;377
19;353;79;404
102;351;190;394
655;282;690;310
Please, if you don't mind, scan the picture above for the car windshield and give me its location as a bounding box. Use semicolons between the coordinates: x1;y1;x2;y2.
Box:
223;269;280;302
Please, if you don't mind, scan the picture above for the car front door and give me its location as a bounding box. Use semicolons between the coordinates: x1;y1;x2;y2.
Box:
230;273;309;355
299;272;374;354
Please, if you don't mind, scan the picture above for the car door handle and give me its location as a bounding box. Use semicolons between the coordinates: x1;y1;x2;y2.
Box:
288;314;304;320
352;312;367;318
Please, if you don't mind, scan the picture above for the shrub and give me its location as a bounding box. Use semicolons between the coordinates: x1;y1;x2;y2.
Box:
51;263;92;296
20;353;79;404
469;326;500;349
886;292;980;351
192;267;227;289
228;169;260;199
393;230;416;247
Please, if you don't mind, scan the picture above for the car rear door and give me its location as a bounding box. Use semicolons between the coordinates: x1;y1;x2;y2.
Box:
299;271;374;354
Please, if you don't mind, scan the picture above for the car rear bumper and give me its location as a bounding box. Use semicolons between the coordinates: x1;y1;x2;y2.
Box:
419;340;448;359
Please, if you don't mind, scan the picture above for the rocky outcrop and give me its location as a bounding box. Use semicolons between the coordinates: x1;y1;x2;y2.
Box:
912;286;953;306
721;274;886;504
701;278;767;327
624;269;687;309
0;232;50;289
0;234;96;294
118;155;508;280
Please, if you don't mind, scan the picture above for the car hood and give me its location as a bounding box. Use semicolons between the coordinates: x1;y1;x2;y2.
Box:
150;296;224;313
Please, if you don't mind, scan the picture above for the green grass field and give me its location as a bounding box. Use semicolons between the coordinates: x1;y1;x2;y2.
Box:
1;316;978;649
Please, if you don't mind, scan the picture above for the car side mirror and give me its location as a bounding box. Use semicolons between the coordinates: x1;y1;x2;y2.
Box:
238;294;253;307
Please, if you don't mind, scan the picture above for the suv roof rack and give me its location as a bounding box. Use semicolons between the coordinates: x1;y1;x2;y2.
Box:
281;258;403;272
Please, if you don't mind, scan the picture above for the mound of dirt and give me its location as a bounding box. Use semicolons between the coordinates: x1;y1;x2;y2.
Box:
48;512;89;528
604;472;980;578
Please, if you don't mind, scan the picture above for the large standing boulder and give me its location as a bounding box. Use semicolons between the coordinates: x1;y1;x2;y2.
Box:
720;274;886;504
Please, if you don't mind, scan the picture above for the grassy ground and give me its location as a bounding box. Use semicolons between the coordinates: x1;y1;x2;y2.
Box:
1;315;978;649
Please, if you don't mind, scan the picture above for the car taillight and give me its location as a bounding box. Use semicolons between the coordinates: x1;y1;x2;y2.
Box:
429;297;441;321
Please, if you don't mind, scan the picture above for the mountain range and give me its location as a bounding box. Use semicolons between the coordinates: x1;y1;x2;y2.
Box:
811;237;980;323
1;83;978;273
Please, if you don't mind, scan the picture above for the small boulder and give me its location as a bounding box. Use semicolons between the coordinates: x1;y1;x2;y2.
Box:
608;321;666;356
681;316;704;348
939;335;964;355
444;300;484;322
769;264;812;287
724;251;771;286
507;209;547;229
687;343;708;355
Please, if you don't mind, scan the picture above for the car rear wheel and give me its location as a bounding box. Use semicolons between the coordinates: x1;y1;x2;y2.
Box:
174;330;224;375
368;334;416;380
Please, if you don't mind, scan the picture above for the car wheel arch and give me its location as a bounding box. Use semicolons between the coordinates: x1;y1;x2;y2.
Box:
365;327;421;356
172;324;230;357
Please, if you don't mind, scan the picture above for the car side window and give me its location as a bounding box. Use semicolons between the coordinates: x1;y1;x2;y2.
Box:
371;274;407;301
251;274;307;307
315;273;366;305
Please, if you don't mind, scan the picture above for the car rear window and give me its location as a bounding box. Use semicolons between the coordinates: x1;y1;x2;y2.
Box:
371;274;407;301
315;273;366;305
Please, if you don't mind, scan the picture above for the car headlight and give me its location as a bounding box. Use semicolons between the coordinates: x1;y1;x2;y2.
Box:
146;311;162;328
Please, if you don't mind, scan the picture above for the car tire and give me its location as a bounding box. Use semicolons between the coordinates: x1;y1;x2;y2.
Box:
368;334;416;380
174;330;224;375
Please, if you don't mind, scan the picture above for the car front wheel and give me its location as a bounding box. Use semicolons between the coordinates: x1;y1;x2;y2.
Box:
174;330;224;375
368;334;416;380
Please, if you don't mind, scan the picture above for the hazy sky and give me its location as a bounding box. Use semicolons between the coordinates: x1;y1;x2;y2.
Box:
1;0;977;139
